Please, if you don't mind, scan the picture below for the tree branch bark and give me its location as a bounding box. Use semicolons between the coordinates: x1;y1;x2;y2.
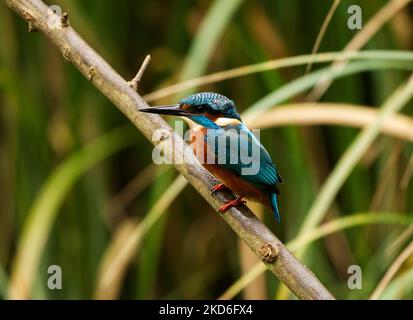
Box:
5;0;334;300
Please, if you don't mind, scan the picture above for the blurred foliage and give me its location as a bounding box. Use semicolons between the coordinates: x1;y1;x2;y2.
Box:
1;0;413;300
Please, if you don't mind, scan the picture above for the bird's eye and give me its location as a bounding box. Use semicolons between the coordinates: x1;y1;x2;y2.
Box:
193;104;206;113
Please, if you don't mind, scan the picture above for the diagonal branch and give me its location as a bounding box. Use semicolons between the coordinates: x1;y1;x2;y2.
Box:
5;0;334;300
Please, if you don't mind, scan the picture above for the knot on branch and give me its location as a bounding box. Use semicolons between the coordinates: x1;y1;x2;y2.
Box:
152;128;171;144
61;11;69;28
22;9;34;21
87;66;97;81
259;243;279;263
21;10;37;32
62;47;71;62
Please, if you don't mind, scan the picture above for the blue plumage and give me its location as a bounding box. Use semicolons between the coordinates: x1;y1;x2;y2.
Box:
206;123;282;189
184;94;283;221
203;121;283;221
270;193;280;222
181;92;242;121
140;92;283;221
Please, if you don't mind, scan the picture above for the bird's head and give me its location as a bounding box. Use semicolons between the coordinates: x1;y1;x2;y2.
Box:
140;92;242;128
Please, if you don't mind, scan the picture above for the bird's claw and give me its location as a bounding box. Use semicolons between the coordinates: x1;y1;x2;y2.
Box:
218;197;246;213
210;183;227;195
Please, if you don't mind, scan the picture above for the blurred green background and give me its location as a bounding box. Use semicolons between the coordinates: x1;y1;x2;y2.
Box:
1;0;413;300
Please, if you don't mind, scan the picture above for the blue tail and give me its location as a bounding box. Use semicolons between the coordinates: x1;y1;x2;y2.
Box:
269;193;281;222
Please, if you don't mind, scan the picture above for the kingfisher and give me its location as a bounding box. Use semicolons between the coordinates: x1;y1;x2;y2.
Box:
140;92;283;221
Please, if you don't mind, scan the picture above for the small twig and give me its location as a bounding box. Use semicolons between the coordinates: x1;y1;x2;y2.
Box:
128;55;151;91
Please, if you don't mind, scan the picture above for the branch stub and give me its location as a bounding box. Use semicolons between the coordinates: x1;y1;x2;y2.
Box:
259;243;279;263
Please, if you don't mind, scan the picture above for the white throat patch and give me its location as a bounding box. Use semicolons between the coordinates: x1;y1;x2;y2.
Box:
214;117;241;126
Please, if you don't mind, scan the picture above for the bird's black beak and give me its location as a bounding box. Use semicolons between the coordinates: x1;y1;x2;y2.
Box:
139;104;193;117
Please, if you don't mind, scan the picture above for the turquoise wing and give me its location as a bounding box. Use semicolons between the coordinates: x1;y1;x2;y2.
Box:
207;123;283;190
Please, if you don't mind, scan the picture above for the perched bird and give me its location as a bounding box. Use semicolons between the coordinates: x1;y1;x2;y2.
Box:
140;92;283;221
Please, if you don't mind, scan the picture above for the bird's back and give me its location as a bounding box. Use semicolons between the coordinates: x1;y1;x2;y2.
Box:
207;122;282;190
190;121;282;194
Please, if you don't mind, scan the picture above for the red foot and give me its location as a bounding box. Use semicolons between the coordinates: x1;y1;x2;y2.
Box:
218;197;246;213
211;183;228;194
